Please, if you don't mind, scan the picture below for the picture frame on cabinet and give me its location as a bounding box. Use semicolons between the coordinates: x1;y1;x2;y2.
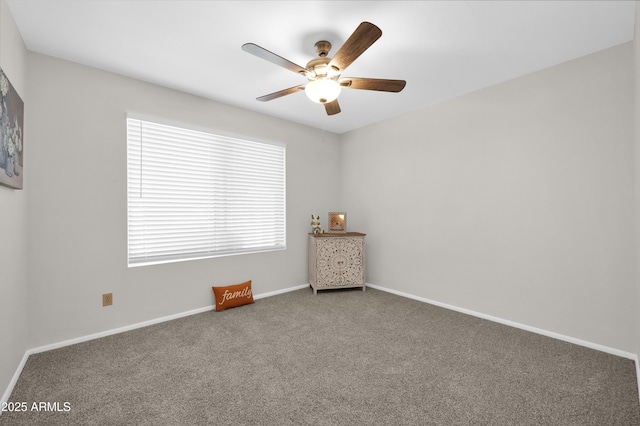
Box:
328;212;347;233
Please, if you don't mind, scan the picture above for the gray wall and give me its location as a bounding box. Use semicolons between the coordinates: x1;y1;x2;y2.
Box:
0;0;28;402
340;42;636;352
25;53;340;348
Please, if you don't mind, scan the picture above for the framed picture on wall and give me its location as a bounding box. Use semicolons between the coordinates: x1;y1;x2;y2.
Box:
328;212;347;233
0;67;24;190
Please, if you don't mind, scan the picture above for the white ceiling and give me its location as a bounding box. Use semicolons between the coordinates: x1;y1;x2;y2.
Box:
5;1;636;134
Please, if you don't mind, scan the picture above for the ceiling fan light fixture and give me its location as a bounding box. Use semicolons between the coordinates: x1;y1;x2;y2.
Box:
305;78;341;104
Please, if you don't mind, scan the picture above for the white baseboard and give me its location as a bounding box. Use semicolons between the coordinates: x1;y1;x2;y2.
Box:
27;283;309;356
1;283;310;409
367;283;637;360
368;284;640;403
254;283;309;300
1;351;29;413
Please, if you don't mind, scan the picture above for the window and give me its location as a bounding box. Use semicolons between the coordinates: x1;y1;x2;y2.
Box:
127;117;286;266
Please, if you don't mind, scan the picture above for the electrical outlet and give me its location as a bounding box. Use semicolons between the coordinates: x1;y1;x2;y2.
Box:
102;293;113;307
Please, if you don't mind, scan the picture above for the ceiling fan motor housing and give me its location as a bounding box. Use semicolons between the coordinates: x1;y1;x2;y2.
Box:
314;40;332;57
306;57;332;77
306;40;340;80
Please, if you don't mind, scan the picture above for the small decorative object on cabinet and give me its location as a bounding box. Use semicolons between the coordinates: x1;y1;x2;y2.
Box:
310;214;324;234
308;232;365;294
328;212;347;233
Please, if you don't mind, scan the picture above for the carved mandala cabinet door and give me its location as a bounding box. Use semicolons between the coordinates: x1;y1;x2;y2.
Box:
308;233;366;294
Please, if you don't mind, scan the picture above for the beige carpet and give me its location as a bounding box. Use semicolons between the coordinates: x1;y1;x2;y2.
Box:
2;287;639;425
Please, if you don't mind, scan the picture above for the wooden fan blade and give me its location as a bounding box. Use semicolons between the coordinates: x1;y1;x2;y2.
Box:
256;85;306;102
242;43;311;76
339;77;406;92
324;99;341;116
328;22;382;73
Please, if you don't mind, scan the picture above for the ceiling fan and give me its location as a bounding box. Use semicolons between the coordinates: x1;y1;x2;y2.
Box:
242;22;406;116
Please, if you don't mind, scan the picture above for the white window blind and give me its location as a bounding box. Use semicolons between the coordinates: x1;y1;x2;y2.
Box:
127;117;286;266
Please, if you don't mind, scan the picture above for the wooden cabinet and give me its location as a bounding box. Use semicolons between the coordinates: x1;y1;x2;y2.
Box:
308;232;366;294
